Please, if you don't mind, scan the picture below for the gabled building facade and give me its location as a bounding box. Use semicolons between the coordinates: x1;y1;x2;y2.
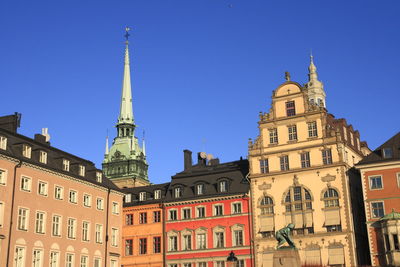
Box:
0;113;123;267
121;183;170;267
164;150;253;267
356;132;400;266
103;28;149;189
248;57;370;266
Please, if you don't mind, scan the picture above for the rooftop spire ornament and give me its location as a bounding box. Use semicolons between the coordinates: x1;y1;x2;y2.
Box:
124;26;130;44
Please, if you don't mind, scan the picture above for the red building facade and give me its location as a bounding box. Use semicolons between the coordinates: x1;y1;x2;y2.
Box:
164;151;252;267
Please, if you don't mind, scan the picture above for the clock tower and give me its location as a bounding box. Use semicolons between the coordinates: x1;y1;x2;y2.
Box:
102;28;150;188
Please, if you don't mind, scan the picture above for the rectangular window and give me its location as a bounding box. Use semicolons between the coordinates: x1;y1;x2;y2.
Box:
215;232;224;248
79;165;85;176
154;190;161;199
62;159;70;171
0;136;7;150
111;228;118;247
219;181;227;192
383;148;393;159
153;211;161;223
236;260;245;267
174;187;182;198
82;221;90;241
96;172;102;183
15;246;25;267
125;239;133;255
95;224;103;243
69;190;77;204
67;218;76;239
139;238;147;254
52;215;61;236
83;194;91;207
260;159;269;174
0;169;6;185
124;193;131;203
197;233;206;249
371;202;385;218
18;208;28;230
96;198;104;210
110;260;118;267
234;230;244;246
214;205;223;216
32;249;43;267
22;144;31;158
0;202;4;227
183;234;192;250
182;208;191;220
39;151;47;164
197;184;204;195
80;255;88;267
38;181;48;196
153;236;161;253
308;121;318;137
21;176;31;192
139;192;146;201
112;202;119;214
300;152;311;168
369;176;383;190
280;155;289;171
269;128;278;144
216;261;225;267
232;203;242;214
286;101;296;116
397;173;400;188
94;258;101;267
126;214;133;225
169;210;177;221
198;263;207;267
288;125;297;141
197;207;205;218
54;186;63;200
139;212;147;224
66;253;74;267
322;149;333;165
183;264;192;267
169;236;178;251
49;251;59;267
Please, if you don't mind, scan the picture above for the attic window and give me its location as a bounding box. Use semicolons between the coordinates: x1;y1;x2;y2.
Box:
286;101;296;117
139;192;146;201
62;159;70;171
39;151;47;164
174;187;182;198
79;165;85;176
219;181;228;193
22;144;31;158
154;190;161;199
96;172;102;183
197;184;204;195
0;136;7;150
125;194;132;203
382;148;393;159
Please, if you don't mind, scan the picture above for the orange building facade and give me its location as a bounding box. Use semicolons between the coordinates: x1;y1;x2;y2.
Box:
356;132;400;266
0;114;123;267
121;183;170;267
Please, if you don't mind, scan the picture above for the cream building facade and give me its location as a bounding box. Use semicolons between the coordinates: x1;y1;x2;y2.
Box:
248;58;370;266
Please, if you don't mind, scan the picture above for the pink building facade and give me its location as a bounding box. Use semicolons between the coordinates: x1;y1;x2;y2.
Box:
0;114;123;267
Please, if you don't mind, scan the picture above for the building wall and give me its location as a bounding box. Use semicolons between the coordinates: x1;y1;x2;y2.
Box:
122;203;163;267
0;155;123;267
165;196;252;267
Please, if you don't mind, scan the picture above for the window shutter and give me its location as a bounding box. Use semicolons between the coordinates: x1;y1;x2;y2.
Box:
325;209;340;226
329;246;345;265
293;213;304;228
260;216;274;232
305;249;321;265
304;211;313;227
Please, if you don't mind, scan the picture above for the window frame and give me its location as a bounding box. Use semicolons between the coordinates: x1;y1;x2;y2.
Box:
0;135;7;150
20;176;32;192
269;128;278;144
371;201;385;218
214;204;224;216
280;155;289;171
0;168;6;185
260;159;269;174
38;180;48;196
300;152;311;168
369;175;383;190
322;149;333;165
288;125;298;141
307;121;318;138
286;101;296;116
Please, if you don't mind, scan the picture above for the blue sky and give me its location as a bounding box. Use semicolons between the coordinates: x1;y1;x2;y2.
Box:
1;1;399;184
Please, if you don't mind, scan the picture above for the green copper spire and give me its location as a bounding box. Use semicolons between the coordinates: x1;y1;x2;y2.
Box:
102;27;149;189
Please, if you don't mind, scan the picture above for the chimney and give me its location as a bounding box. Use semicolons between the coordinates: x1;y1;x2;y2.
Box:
209;158;220;166
34;134;47;144
0;112;21;133
183;150;192;170
197;152;206;166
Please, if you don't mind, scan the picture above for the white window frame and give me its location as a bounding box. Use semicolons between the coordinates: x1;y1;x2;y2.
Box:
182;208;191;220
154;189;161;199
397;173;400;188
111;228;119;247
39;151;47;164
95;224;103;243
139;192;146;201
96;172;102;183
369;175;383;190
96;198;104;211
35;211;46;234
17;207;29;231
168;234;178;252
219;181;227;192
83;194;92;207
32;248;43;267
15;246;26;267
196;206;206;218
52;215;62;237
213;228;225;248
112;202;119;215
169;209;178;221
22;144;31;158
82;221;90;242
174;187;182;198
94;258;101;267
197;184;204;195
0;202;4;228
232;202;242;214
20;176;31;192
0;168;7;185
0;136;7;150
67;218;76;239
371;201;385;218
79;165;85;176
214;204;224;216
196;229;207;250
69;190;78;204
54;185;63;200
38;181;48;196
62;159;70;171
124;194;131;203
49;251;59;267
65;253;75;267
80;255;88;267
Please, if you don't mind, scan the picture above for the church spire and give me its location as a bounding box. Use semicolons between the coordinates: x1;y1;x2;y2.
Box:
305;53;326;108
118;27;134;126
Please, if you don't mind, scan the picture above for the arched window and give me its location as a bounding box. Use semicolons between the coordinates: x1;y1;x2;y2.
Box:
260;196;274;215
284;186;312;212
323;188;339;207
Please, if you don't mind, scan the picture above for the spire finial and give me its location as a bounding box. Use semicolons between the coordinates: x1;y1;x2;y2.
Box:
125;26;130;45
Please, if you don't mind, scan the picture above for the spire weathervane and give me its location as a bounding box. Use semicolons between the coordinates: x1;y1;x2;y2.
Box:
125;26;130;44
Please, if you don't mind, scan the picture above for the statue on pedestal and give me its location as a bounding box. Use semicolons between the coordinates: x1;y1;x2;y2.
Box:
275;223;296;249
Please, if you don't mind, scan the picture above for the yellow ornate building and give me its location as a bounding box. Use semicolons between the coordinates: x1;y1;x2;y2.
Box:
248;57;370;266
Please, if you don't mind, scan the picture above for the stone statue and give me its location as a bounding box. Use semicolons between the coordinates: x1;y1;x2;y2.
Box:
275;223;296;249
285;71;291;81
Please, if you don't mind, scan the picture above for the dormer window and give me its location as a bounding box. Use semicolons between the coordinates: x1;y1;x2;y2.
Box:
0;136;7;150
382;148;393;159
174;187;182;198
125;194;132;203
219;181;227;193
197;184;204;195
62;159;70;171
286;101;296;117
139;192;146;201
79;165;85;176
154;190;161;199
22;144;31;158
39;151;47;164
96;172;102;183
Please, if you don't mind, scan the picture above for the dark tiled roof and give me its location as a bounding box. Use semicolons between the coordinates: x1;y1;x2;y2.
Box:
164;159;249;203
122;183;170;207
357;132;400;166
0;114;120;191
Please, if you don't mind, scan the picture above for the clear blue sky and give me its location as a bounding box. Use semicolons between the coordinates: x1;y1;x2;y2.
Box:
1;1;399;184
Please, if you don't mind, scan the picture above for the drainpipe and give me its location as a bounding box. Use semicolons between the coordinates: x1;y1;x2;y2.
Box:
245;172;256;267
104;188;111;267
6;159;22;267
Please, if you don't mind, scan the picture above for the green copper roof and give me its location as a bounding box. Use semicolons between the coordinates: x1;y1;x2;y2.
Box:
380;209;400;221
